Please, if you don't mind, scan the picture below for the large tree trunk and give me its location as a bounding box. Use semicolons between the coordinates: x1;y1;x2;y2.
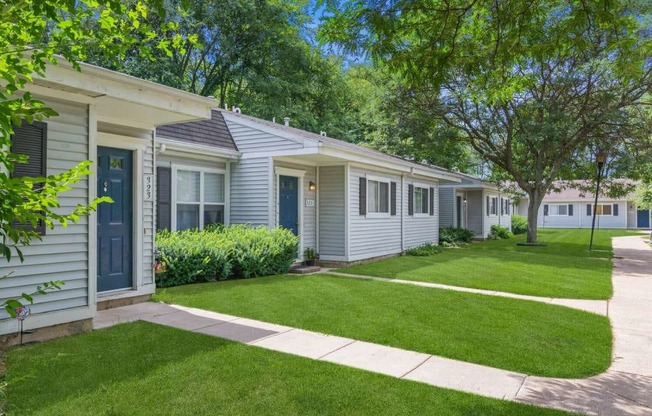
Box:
525;188;545;244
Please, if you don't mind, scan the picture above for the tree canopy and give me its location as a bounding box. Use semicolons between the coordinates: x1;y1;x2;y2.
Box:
320;0;652;242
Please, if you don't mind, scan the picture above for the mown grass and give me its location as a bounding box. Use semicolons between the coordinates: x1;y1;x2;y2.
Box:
338;229;642;299
155;274;612;378
6;322;571;416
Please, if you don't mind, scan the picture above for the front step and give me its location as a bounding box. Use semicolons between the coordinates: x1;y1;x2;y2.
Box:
289;265;321;274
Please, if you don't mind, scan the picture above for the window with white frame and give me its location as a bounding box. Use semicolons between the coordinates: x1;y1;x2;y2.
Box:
174;167;225;230
368;179;390;214
549;204;568;216
414;186;430;214
595;204;612;216
490;196;498;215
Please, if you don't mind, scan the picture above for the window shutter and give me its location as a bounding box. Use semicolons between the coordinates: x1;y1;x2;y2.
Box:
156;167;172;230
613;204;619;216
359;177;367;215
587;204;592;216
500;198;504;215
486;196;490;216
429;187;435;216
543;204;549;216
11;121;48;235
408;184;414;215
390;182;397;215
568;204;573;216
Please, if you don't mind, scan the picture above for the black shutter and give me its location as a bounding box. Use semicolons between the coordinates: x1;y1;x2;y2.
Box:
543;204;549;216
587;204;592;216
156;167;172;230
359;177;367;216
11;121;47;235
568;204;573;216
500;198;504;215
486;196;490;216
408;184;414;215
429;187;435;216
613;204;619;216
390;182;397;216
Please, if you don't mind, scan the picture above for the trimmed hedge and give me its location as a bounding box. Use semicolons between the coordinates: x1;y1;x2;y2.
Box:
511;215;528;235
156;225;298;288
439;227;475;245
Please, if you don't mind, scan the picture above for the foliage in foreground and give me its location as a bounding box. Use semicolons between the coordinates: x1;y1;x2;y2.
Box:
511;215;528;235
156;225;298;287
439;227;475;246
404;242;443;256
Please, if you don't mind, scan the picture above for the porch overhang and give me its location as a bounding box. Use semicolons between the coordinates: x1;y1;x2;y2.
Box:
29;58;215;129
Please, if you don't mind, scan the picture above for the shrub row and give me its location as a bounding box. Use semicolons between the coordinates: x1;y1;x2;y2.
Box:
489;224;513;240
439;227;475;245
405;242;443;256
156;225;298;288
511;215;528;235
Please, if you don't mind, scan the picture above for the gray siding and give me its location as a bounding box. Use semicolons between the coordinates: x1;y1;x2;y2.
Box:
404;179;439;249
467;190;484;237
318;166;346;258
1;99;89;319
230;157;271;226
483;190;502;237
349;166;402;261
225;119;304;153
439;187;455;227
273;162;317;253
539;201;628;229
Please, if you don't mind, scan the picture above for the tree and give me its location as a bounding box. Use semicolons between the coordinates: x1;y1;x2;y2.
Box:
320;0;652;243
0;0;180;316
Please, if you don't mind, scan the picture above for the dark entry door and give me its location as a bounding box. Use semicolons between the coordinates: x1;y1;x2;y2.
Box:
638;209;650;228
279;175;299;235
97;146;133;292
456;196;463;228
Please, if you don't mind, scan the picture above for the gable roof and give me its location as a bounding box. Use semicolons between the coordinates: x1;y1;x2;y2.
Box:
220;110;462;182
156;109;237;151
518;180;638;202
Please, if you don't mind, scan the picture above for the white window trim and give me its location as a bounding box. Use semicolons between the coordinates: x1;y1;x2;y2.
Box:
171;164;228;231
549;203;570;217
413;182;431;217
366;174;391;218
593;203;614;217
274;166;306;259
489;196;499;216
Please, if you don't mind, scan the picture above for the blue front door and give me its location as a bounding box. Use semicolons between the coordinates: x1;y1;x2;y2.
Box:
97;147;133;292
638;209;650;228
279;175;299;235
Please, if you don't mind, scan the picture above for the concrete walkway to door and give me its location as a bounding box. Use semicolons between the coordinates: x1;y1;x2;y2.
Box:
94;236;652;416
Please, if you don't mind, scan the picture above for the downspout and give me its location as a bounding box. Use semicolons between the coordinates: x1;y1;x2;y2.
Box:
152;129;157;277
401;174;405;252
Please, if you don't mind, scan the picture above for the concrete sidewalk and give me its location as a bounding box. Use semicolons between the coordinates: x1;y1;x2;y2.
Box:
94;236;652;416
326;271;608;315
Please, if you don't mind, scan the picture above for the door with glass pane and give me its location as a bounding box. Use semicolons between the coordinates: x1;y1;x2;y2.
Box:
174;167;225;230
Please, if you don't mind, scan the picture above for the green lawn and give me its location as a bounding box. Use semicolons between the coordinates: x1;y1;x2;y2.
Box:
154;274;612;378
6;322;570;416
338;229;642;299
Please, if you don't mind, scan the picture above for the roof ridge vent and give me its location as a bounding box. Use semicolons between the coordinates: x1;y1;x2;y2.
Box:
320;131;327;137
233;107;242;114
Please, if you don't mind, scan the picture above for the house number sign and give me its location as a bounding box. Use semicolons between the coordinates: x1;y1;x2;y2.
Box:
305;199;315;207
144;174;154;201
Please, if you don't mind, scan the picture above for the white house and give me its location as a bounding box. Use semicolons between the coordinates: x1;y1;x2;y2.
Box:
156;110;463;265
439;174;512;238
515;183;651;229
1;61;215;341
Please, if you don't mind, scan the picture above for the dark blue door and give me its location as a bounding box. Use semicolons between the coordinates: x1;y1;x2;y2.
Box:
638;209;650;228
279;175;299;235
97;147;133;292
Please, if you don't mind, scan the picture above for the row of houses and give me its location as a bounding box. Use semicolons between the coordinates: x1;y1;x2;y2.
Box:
3;60;648;341
1;61;513;340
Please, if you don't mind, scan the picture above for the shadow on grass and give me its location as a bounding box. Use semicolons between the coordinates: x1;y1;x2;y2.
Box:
6;321;231;414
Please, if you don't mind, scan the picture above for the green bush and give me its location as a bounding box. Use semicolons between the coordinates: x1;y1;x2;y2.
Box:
156;229;231;288
439;227;475;245
489;225;513;240
511;215;528;235
405;242;443;256
155;225;298;287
